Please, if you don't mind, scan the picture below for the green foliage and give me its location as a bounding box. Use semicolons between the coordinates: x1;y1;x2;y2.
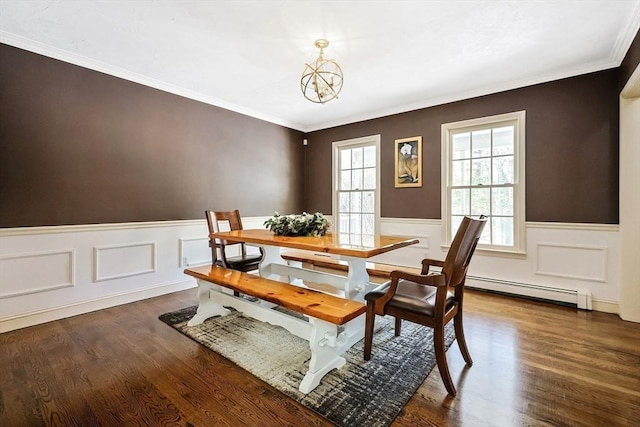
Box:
263;212;329;237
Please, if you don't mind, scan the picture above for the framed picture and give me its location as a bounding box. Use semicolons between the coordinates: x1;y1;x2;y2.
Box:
394;136;422;187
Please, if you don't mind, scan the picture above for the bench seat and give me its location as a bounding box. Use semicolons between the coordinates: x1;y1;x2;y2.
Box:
183;265;367;394
184;265;365;325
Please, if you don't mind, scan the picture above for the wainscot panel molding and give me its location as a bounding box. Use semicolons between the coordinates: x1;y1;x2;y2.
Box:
0;279;193;334
179;237;211;267
0;217;272;332
0;217;622;332
0;220;195;332
536;242;607;283
372;218;621;314
0;249;75;298
93;242;157;282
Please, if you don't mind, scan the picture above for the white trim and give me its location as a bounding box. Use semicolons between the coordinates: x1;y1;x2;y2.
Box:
592;298;619;314
2;30;631;134
93;241;157;282
0;279;196;333
471;247;527;259
535;242;608;283
611;0;640;66
304;63;618;132
378;217;619;232
441;110;526;253
619;79;640;322
0;217;280;237
332;135;382;235
526;222;619;232
380;217;441;226
178;237;211;267
0;218;621;237
0;249;76;298
621;63;640;98
0;31;304;132
0;219;206;236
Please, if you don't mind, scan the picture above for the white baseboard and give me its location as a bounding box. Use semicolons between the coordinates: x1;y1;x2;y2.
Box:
0;279;196;333
591;298;619;314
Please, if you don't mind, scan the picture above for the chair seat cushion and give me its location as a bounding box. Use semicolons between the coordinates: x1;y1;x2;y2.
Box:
365;279;454;317
216;254;262;271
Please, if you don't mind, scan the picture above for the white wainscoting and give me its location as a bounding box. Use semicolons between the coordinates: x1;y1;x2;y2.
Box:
373;218;620;314
0;216;621;332
0;249;75;298
0;221;193;332
94;241;157;282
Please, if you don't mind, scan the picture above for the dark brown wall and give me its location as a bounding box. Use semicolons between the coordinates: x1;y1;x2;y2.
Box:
620;29;640;91
304;69;620;224
0;44;304;227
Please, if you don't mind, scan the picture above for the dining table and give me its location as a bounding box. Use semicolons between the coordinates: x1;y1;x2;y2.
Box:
210;228;419;301
209;229;419;353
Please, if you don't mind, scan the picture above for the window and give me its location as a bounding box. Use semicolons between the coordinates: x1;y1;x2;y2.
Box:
441;111;526;253
332;135;381;246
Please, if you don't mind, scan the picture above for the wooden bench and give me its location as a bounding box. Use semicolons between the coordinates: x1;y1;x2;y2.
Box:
183;265;366;394
281;250;422;282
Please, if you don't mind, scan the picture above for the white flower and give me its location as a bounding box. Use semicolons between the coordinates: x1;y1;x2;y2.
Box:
400;143;412;156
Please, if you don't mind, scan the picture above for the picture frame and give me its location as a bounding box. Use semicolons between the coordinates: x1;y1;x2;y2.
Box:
394;136;422;188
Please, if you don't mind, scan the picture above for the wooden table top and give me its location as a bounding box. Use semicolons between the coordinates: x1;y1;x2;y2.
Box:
210;229;419;258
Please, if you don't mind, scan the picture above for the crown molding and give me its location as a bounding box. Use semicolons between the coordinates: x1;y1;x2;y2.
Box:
304;60;619;132
611;0;640;65
3;0;639;136
0;31;305;132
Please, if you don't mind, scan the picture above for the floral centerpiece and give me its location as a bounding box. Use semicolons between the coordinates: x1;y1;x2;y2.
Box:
264;212;330;237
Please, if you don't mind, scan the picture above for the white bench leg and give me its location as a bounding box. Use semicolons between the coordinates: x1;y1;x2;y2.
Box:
186;277;358;394
187;280;231;326
299;318;347;394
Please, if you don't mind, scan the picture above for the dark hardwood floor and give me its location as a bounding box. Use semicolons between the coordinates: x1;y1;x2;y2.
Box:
1;288;639;426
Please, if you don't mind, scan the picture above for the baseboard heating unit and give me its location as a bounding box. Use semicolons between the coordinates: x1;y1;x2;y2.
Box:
466;276;593;310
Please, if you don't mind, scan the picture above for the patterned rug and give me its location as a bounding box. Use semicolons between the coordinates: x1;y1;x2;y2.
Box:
159;305;455;427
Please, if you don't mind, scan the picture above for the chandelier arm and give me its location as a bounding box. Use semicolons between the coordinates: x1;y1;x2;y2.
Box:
300;39;343;104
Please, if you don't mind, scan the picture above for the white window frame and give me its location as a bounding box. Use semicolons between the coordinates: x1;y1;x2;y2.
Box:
332;135;381;235
441;111;526;255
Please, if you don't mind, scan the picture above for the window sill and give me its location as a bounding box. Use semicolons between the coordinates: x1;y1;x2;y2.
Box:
440;245;527;259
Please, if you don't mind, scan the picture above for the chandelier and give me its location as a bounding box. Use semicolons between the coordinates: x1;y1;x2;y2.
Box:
301;39;344;104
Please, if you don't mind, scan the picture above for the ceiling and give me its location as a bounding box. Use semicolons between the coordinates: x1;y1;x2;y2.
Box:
1;1;639;132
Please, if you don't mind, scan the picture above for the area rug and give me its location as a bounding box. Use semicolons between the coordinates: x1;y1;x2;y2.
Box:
159;305;455;427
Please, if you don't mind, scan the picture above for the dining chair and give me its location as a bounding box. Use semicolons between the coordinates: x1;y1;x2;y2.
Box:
363;215;487;396
205;210;264;273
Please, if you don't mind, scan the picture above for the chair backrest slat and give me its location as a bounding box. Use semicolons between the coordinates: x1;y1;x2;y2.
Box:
205;209;247;257
442;216;487;287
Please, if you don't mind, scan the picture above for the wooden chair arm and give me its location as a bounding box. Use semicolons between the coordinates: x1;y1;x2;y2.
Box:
374;271;447;312
421;258;445;274
390;270;447;287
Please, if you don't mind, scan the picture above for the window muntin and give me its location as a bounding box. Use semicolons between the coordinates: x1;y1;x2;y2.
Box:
442;111;525;253
333;136;380;245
